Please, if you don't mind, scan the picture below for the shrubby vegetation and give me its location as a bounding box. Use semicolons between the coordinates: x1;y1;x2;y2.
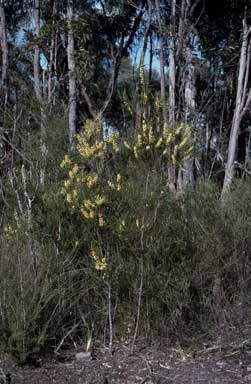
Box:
1;115;251;361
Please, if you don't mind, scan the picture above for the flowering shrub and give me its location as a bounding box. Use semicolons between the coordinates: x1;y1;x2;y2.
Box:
60;117;193;276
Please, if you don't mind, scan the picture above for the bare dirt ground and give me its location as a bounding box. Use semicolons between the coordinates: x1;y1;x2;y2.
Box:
1;337;251;383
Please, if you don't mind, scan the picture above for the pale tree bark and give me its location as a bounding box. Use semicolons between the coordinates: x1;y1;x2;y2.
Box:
34;0;41;101
168;0;176;126
135;0;152;130
21;165;37;278
222;19;251;197
176;0;186;59
67;0;76;151
155;0;168;125
34;0;47;185
183;44;196;186
155;0;177;195
168;0;177;195
176;0;197;191
48;0;57;105
0;5;8;108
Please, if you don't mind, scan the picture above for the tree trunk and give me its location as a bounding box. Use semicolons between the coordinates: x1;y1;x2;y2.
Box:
155;0;168;125
67;0;76;151
81;6;144;129
222;19;251;196
48;0;57;106
183;44;195;186
135;0;152;130
34;0;41;101
168;0;176;126
34;0;47;186
168;0;177;195
0;5;8;107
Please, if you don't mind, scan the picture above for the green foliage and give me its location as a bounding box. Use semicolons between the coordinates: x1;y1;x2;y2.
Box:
2;104;251;361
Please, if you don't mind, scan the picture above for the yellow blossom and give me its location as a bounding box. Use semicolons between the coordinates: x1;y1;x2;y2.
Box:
98;214;105;227
60;154;71;168
142;119;147;136
86;174;98;188
84;199;94;210
155;137;163;148
95;258;107;271
66;193;72;203
64;180;71;188
165;133;173;145
90;248;98;260
148;128;155;144
81;208;90;219
96;140;104;150
133;146;138;158
107;180;115;189
89;210;95;219
124;141;131;150
137;134;143;147
136;218;140;228
95;195;106;206
174;124;183;136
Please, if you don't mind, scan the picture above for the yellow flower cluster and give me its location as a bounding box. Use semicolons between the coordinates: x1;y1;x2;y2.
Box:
106;132;119;153
61;164;80;203
129;121;193;165
171;124;192;164
124;140;131;150
80;199;95;220
81;206;95;220
85;119;102;139
98;213;105;227
132;121;156;159
64;179;71;188
60;154;71;168
69;164;79;180
107;174;122;191
86;173;98;188
95;195;106;206
76;119;121;160
116;174;121;191
90;247;107;271
80;195;107;227
77;134;105;159
76;119;105;159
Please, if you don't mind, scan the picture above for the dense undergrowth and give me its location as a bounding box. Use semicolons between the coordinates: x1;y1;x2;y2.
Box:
1;116;251;363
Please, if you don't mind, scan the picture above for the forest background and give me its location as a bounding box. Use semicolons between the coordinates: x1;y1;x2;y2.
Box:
1;0;251;363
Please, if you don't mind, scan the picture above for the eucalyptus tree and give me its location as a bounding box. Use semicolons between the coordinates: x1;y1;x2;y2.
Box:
0;5;8;107
67;0;76;151
79;0;146;126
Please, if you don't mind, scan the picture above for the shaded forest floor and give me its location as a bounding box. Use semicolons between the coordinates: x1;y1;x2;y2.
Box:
2;335;251;384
